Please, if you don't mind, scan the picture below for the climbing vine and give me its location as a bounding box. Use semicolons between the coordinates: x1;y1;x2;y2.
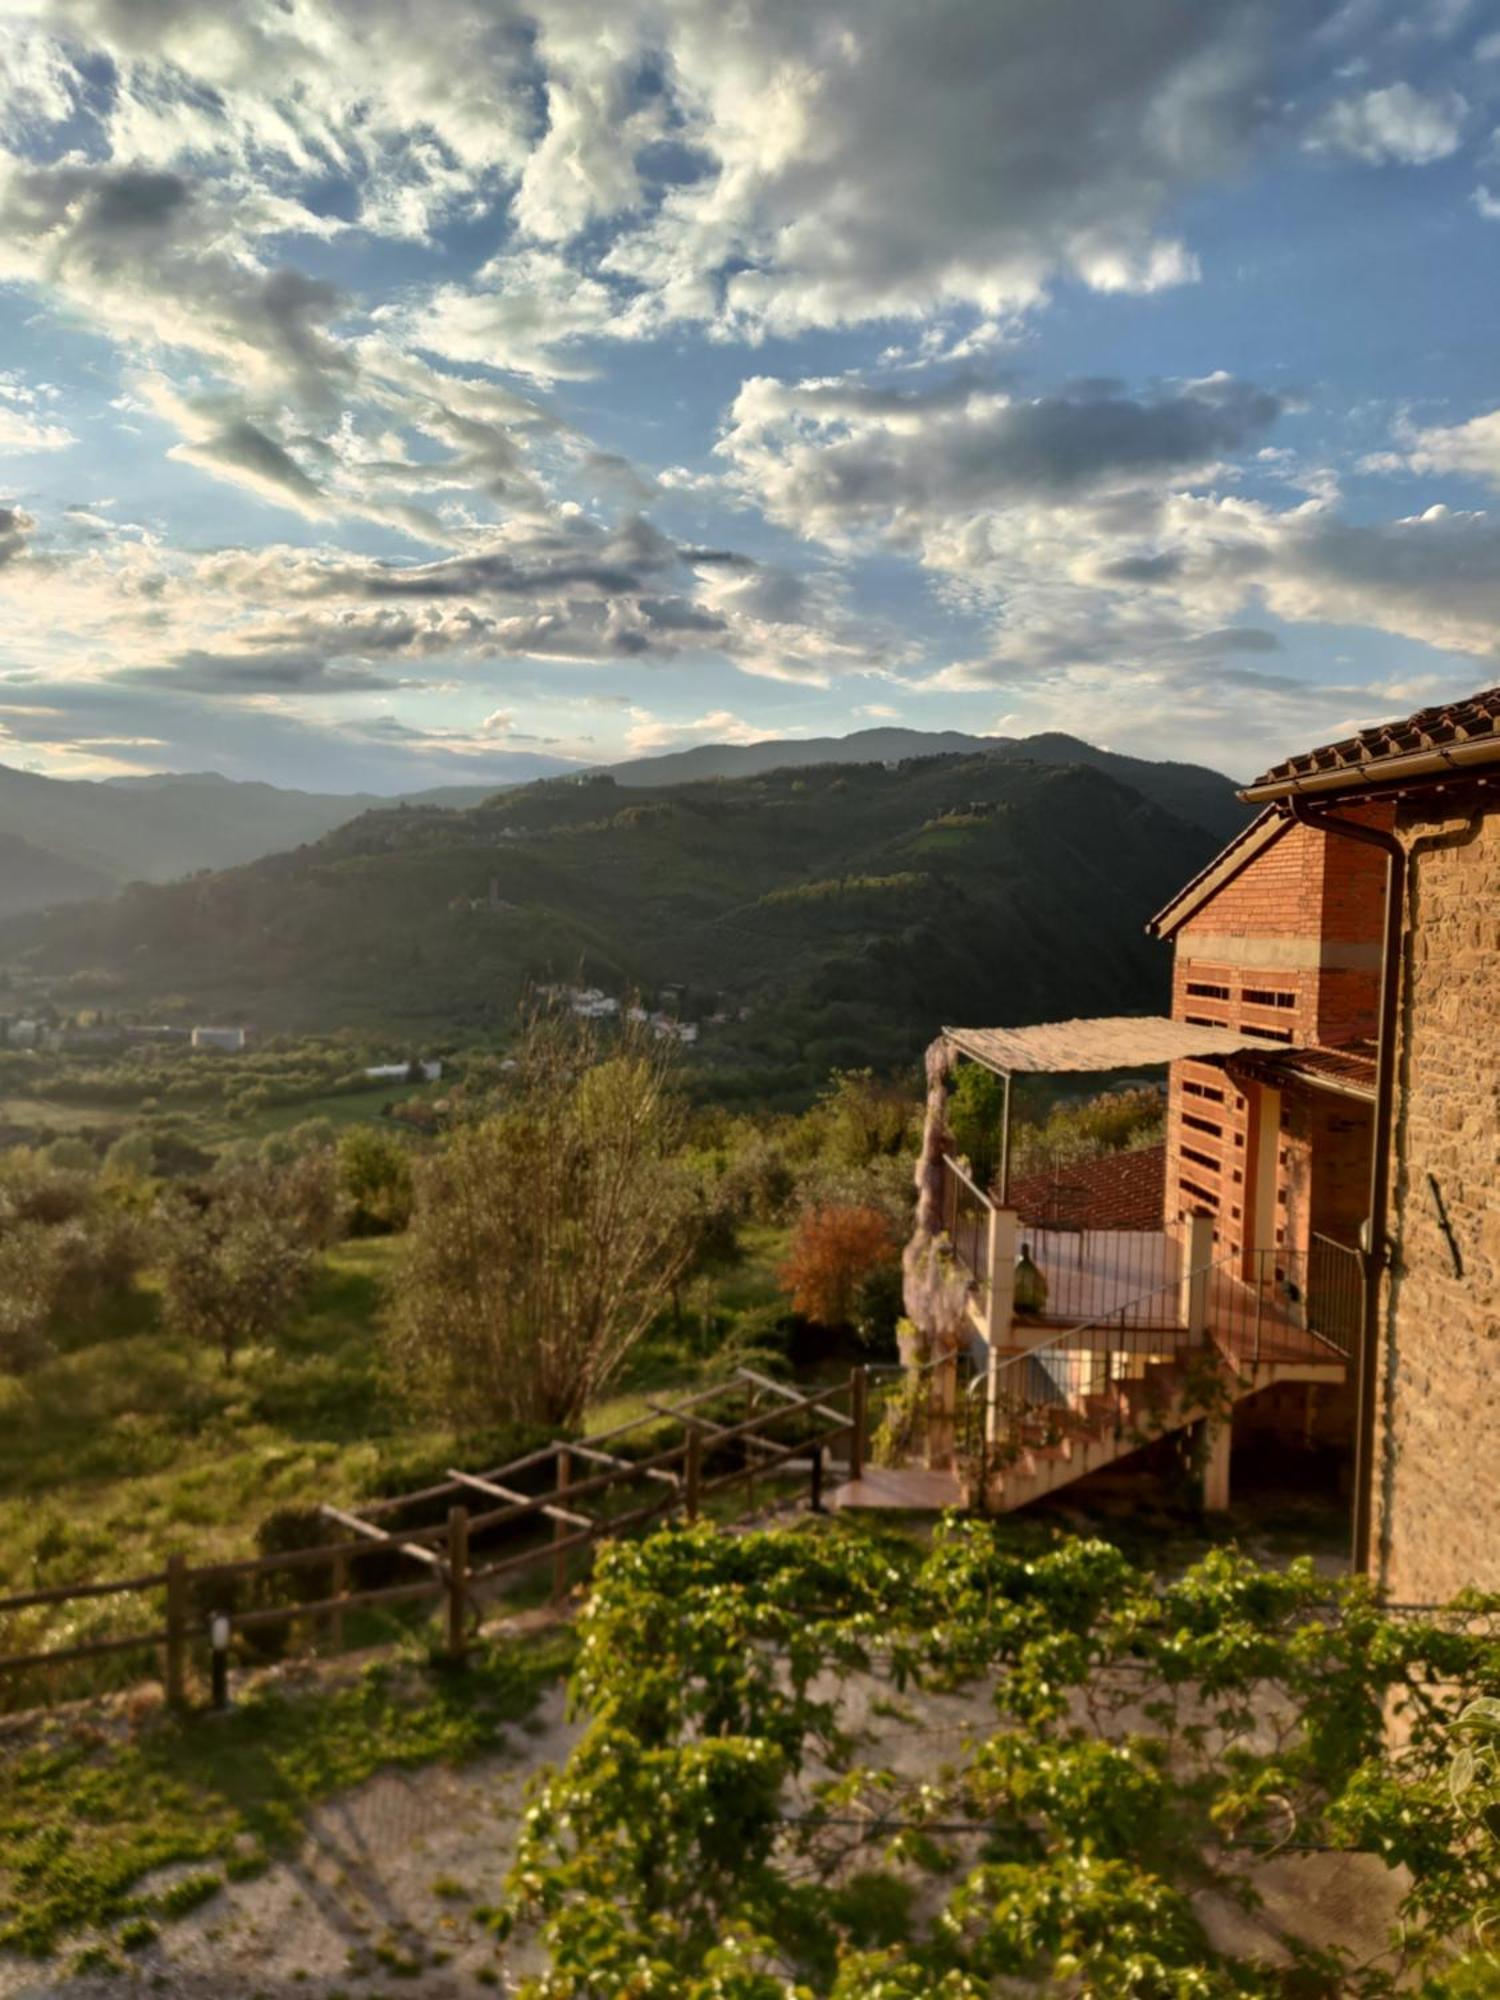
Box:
498;1520;1500;1996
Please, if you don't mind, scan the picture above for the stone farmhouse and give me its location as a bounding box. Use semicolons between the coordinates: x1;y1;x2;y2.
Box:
886;684;1499;1603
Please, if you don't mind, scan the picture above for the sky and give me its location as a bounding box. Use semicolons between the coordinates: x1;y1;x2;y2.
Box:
2;1;1500;792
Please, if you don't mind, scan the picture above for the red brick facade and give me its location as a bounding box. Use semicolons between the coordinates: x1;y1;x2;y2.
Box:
1159;806;1388;1268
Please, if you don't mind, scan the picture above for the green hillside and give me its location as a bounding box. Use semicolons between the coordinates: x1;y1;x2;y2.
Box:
609;728;1248;844
0;831;115;922
0;763;564;904
0;752;1222;1076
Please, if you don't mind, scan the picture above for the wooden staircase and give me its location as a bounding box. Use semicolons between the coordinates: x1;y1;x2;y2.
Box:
974;1338;1343;1512
836;1283;1349;1516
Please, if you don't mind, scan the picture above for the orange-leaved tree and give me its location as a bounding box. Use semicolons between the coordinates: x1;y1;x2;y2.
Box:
778;1203;898;1329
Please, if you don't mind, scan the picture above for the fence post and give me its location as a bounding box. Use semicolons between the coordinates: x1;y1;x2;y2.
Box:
744;1381;757;1516
446;1505;469;1663
551;1449;572;1603
849;1366;867;1483
685;1429;702;1523
808;1442;824;1514
164;1553;188;1709
328;1547;348;1653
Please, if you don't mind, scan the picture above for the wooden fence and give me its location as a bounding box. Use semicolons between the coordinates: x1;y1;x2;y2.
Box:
0;1365;869;1708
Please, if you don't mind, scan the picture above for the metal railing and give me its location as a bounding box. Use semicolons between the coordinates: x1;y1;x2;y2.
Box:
1307;1233;1363;1360
940;1154;992;1286
1210;1246;1356;1371
982;1271;1196;1461
970;1241;1356;1483
1024;1224;1179;1327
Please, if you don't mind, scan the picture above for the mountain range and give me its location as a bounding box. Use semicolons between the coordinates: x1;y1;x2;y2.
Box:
0;741;1249;1079
0;729;1246;924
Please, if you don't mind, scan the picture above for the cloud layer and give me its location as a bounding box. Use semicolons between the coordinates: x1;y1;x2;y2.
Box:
1;0;1498;783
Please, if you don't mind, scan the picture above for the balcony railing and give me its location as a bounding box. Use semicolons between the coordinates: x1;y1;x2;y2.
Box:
1306;1233;1363;1360
934;1157;1362;1368
982;1244;1353;1440
1024;1224;1179;1327
940;1154;991;1286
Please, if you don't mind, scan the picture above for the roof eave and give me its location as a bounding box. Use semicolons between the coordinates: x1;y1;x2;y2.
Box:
1241;732;1500;805
1144;806;1285;941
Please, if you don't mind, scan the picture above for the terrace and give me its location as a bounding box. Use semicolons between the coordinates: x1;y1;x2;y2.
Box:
929;1013;1361;1383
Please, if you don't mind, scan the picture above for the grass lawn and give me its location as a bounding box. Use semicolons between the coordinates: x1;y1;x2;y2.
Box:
0;1238;465;1697
0;1219;803;1698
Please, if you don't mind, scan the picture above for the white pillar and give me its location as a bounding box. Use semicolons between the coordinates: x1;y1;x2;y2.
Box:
1201;1418;1231;1512
1179;1211;1215;1337
985;1206;1019;1444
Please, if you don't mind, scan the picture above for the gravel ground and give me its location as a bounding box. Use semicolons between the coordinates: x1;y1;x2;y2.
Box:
0;1677;579;1999
1;1591;1413;1996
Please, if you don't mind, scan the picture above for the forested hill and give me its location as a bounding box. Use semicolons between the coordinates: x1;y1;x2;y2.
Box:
1;753;1235;1076
607;729;1247;845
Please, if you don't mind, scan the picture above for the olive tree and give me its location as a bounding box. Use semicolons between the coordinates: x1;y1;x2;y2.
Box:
158;1167;319;1373
390;1010;696;1431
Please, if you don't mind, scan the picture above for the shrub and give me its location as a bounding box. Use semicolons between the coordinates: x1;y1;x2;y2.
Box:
338;1126;414;1235
778;1203;899;1329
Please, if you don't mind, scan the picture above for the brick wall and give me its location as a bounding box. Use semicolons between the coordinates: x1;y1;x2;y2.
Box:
1162;811;1386;1255
1376;791;1500;1601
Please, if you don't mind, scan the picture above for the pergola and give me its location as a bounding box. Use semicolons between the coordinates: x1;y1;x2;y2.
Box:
940;1014;1295;1205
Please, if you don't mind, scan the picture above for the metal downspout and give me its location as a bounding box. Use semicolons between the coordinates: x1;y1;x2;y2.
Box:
1286;796;1404;1579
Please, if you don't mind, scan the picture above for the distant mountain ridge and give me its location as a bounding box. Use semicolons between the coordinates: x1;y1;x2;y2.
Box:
0;727;1245;923
1;750;1240;1076
0;761;559;920
605;729;1247;843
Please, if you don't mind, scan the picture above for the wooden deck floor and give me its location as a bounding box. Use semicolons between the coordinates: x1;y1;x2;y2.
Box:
829;1464;965;1512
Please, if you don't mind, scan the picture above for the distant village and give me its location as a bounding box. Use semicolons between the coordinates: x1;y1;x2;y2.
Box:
534;982;749;1044
0;978;739;1061
0;1015;253;1055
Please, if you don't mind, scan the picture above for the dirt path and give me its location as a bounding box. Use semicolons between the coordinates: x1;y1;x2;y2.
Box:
0;1682;580;1999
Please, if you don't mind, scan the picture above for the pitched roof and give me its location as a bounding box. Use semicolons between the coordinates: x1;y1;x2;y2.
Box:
1144;806;1284;939
1241;683;1500;803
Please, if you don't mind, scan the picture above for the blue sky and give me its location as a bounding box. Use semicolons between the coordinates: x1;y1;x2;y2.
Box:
2;0;1500;791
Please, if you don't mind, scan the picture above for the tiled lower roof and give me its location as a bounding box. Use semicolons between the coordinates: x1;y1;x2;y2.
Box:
1245;684;1500;799
1009;1143;1165;1231
1232;1041;1377;1100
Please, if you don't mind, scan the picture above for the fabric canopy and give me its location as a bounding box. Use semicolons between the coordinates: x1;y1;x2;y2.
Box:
943;1015;1290;1076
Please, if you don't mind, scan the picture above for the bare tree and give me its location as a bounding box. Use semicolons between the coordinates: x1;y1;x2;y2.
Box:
389;1009;697;1431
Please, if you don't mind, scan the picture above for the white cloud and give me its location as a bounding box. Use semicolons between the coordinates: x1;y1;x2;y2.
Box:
1310;82;1466;164
1397;406;1500;485
0;377;75;453
716;371;1283;550
401;248;623;382
623;707;771;754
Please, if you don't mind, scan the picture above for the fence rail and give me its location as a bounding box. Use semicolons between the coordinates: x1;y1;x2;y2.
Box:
0;1365;866;1709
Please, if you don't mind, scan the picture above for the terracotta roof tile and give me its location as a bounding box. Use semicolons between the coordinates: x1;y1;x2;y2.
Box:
1009;1143;1165;1231
1247;684;1500;795
1231;1040;1377;1100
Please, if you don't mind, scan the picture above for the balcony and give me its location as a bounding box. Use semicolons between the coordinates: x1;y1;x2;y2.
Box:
939;1153;1360;1371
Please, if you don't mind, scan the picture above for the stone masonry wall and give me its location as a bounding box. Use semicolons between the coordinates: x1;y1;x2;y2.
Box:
1377;791;1500;1601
